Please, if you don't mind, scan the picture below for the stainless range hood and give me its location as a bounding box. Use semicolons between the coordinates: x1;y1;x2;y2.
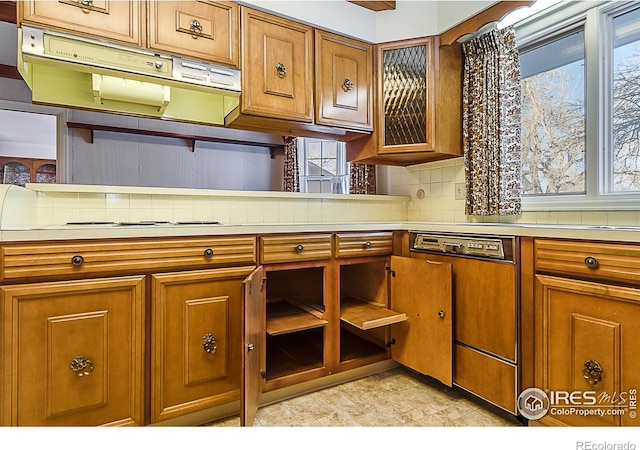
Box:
17;25;241;126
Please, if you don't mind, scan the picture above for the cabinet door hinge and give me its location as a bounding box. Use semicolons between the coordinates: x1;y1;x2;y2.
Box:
385;266;396;277
261;278;267;291
260;371;267;379
386;338;396;348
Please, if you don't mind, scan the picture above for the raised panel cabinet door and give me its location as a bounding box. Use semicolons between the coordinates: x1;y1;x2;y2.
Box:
151;266;254;423
240;7;313;122
147;1;239;67
1;276;145;426
536;274;640;426
20;0;142;46
390;256;453;386
315;30;373;131
241;266;264;427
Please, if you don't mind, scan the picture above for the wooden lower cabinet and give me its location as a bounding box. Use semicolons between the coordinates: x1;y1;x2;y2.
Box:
535;274;640;426
242;252;454;426
150;266;255;423
0;276;145;426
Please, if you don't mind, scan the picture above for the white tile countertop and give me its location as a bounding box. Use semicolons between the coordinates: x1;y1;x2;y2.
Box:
1;221;640;243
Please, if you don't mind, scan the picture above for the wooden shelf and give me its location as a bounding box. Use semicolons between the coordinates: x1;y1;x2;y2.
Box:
66;122;285;157
266;328;324;380
266;298;327;336
340;296;407;330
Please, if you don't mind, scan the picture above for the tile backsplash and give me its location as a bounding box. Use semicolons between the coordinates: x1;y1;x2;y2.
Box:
381;159;640;226
22;188;409;229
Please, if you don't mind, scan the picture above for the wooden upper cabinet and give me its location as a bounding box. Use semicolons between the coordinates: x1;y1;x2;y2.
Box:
315;30;373;131
19;0;143;46
377;37;436;154
240;7;313;122
147;1;239;67
346;36;464;166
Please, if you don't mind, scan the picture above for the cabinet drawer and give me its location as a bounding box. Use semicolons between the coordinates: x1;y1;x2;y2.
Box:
334;232;393;258
260;234;332;264
147;1;239;67
20;0;142;46
534;239;640;284
0;236;256;281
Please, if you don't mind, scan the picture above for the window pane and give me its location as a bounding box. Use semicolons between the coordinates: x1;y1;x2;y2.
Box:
322;141;337;159
520;30;586;195
612;7;640;192
321;158;337;176
307;141;322;160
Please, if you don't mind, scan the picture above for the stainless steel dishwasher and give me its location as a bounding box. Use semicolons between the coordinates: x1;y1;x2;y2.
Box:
409;231;520;415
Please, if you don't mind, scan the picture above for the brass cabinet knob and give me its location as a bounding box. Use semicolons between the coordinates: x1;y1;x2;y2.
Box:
190;19;203;37
296;244;304;253
342;78;354;92
584;256;599;269
582;359;603;385
79;0;93;12
70;355;94;377
275;62;287;78
438;310;445;319
204;248;214;258
71;255;85;266
364;241;372;248
202;333;218;354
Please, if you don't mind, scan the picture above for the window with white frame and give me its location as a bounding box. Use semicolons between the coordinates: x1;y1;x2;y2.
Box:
515;1;640;209
297;138;349;194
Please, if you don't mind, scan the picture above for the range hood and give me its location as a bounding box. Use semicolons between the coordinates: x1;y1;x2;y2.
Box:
17;25;241;126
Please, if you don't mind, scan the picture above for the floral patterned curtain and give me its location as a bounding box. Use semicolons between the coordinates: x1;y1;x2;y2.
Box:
462;25;522;216
283;136;299;192
350;162;376;194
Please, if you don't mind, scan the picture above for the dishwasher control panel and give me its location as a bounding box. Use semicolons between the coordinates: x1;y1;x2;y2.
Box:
412;233;508;260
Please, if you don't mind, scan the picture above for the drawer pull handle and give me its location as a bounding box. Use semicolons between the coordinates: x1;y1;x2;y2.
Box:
342;78;354;92
190;19;203;37
71;255;85;266
204;248;214;258
364;241;372;248
247;343;255;351
79;0;92;12
275;62;287;78
582;359;603;385
70;355;94;377
202;333;218;354
296;244;304;253
438;310;445;319
584;256;599;269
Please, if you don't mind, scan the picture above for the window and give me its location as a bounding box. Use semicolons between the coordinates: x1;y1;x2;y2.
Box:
516;1;640;209
611;6;640;192
520;29;586;195
297;138;349;194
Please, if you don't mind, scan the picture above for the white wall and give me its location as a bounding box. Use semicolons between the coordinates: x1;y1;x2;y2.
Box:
239;0;498;43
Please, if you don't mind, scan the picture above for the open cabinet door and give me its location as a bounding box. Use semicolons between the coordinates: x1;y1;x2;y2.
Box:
241;266;264;426
389;256;453;386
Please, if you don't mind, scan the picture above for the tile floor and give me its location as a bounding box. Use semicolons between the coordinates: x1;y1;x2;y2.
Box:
206;367;524;427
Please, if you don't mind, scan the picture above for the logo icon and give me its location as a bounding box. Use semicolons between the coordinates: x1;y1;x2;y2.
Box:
518;388;550;420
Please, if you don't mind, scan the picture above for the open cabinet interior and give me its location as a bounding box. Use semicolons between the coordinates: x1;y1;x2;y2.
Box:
339;259;406;363
265;267;326;380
